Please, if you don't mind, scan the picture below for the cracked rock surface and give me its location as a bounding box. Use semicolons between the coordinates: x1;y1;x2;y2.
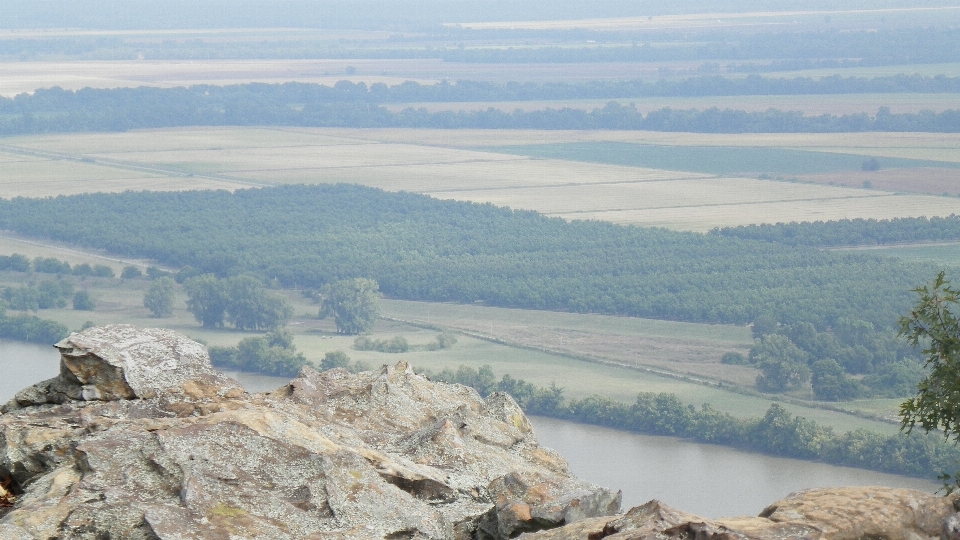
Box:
0;325;620;539
517;487;960;540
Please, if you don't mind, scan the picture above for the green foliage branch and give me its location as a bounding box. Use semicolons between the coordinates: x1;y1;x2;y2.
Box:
898;271;960;491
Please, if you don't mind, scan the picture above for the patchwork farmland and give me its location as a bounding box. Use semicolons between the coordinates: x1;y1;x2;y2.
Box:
2;127;959;231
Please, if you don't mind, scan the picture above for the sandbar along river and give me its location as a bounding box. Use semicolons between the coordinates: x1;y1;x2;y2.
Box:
0;338;937;518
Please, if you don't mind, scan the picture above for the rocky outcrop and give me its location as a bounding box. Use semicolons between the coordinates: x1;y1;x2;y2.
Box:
0;325;620;540
517;487;960;540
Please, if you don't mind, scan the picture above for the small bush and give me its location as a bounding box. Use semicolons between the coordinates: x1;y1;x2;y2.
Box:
721;352;747;365
353;335;409;353
121;266;143;279
320;350;351;371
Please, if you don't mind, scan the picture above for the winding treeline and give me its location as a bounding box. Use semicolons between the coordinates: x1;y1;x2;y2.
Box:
714;215;960;247
427;364;960;481
2;80;960;136
0;184;935;330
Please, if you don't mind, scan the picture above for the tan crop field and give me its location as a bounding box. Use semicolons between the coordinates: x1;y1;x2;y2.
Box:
567;193;960;231
453;7;960;32
428;178;880;216
4;127;960;230
801;168;960;197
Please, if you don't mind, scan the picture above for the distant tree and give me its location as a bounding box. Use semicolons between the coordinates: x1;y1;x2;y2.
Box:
752;334;811;392
319;278;380;335
225;275;292;331
36;280;71;309
0;254;30;272
233;330;307;377
320;350;351;371
751;314;778;339
862;158;881;171
898;272;960;491
72;290;95;311
862;359;925;398
721;351;747;365
184;274;229;328
811;358;862;401
72;263;94;276
121;265;143;279
146;266;170;280
427;332;458;350
33;257;71;274
143;276;175;318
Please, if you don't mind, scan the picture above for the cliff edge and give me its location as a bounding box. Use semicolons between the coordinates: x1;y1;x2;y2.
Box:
0;325;620;539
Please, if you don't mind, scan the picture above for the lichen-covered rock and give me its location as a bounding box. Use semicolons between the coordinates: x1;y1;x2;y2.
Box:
519;487;960;540
3;325;243;411
0;325;619;539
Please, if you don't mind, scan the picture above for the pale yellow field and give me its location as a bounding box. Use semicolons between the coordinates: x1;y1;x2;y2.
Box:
4;126;960;230
570;193;960;231
312;128;960;161
0;150;245;197
427;178;886;215
453;7;960;31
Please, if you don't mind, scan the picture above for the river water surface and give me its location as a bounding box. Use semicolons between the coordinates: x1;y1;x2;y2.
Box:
0;339;939;518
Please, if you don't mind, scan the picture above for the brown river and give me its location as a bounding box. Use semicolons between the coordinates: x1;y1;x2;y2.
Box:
0;338;937;518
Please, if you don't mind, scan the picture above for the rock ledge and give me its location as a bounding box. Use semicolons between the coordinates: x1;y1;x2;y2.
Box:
0;325;620;539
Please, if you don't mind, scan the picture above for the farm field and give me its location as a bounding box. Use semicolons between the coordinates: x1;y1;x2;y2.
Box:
3;127;960;230
799;168;960;197
0;268;901;434
838;243;960;267
453;7;960;32
384;93;960;116
486;142;960;175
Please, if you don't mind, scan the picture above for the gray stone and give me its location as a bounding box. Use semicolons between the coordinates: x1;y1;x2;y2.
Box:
0;326;619;539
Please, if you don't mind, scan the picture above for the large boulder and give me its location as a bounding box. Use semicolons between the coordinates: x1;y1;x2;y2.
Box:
0;325;620;539
518;487;960;540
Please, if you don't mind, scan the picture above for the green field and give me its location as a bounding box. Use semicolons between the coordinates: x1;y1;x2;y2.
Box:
840;243;960;266
0;267;905;435
485;142;960;176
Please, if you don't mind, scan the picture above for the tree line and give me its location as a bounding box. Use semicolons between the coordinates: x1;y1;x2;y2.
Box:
0;305;69;344
742;316;924;400
422;364;960;482
3;81;960;136
713;215;960;247
0;184;937;331
0;254;114;278
5;27;960;70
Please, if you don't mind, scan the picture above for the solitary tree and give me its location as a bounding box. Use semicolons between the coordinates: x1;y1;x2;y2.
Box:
225;275;291;331
143;276;175;318
184;274;229;328
72;290;95;311
899;271;960;490
319;278;380;335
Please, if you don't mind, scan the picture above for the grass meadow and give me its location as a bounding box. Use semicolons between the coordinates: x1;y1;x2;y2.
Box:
0;268;903;434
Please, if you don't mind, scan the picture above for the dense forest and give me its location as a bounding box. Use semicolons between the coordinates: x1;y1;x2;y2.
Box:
0;184;935;333
714;215;960;247
2;79;960;136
